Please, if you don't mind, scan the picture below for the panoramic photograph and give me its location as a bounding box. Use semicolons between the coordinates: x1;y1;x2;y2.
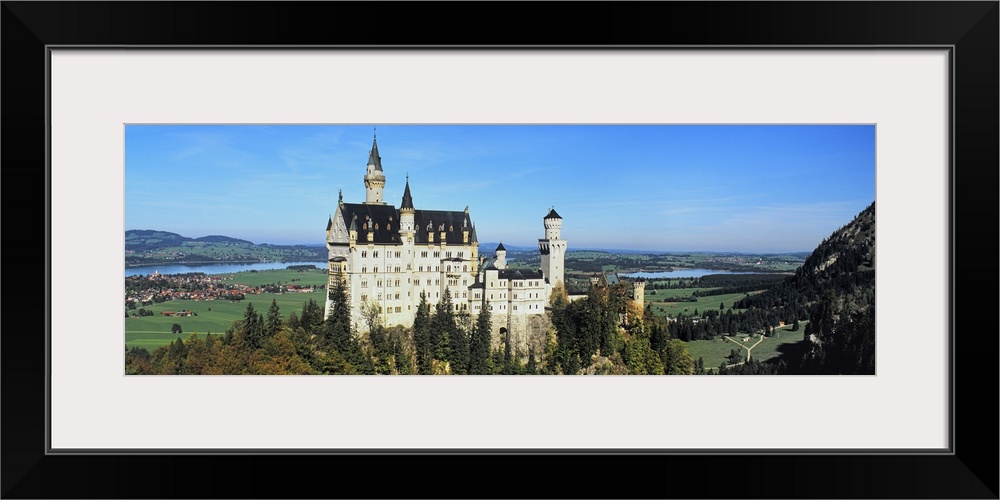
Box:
124;124;875;375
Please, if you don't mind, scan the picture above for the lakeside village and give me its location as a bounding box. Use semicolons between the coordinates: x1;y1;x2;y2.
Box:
125;271;319;317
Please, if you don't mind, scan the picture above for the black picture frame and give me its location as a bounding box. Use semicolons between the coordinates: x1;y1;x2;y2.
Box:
3;2;996;498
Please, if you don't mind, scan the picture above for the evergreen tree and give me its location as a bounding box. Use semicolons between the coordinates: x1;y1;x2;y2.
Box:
319;275;374;374
449;311;471;375
286;311;301;331
431;289;455;362
469;303;492;374
300;298;324;334
502;329;515;374
413;292;433;374
242;302;265;349
660;339;694;374
266;298;283;338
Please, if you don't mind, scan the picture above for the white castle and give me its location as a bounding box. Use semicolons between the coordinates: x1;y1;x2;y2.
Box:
324;135;566;350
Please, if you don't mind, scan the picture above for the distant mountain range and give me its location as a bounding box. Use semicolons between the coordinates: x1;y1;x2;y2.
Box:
125;230;326;251
126;230;254;250
125;230;327;266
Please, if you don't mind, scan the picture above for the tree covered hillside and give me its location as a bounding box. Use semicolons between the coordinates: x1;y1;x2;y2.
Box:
125;229;326;266
735;201;875;374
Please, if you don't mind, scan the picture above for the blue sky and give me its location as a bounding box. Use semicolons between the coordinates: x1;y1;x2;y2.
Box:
125;124;875;253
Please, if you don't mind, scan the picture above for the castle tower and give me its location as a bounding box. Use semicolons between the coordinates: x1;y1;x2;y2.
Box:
399;176;415;240
539;208;566;291
363;135;386;204
494;242;507;270
633;279;646;309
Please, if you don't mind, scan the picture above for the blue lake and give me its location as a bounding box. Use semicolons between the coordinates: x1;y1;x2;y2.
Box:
125;261;327;277
620;269;768;279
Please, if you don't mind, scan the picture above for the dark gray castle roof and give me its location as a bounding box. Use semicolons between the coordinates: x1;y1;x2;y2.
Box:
367;137;383;171
544;208;561;219
495;241;506;252
341;203;402;245
414;209;472;245
497;269;544;280
339;203;473;246
400;178;414;210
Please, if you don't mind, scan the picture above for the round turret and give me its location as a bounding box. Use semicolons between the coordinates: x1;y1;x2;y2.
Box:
543;208;562;239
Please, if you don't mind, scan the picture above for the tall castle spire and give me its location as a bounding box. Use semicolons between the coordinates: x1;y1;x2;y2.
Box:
364;131;386;204
399;174;415;240
367;133;383;172
400;174;414;210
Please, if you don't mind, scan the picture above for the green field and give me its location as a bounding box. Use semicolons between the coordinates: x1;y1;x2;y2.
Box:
212;268;328;287
685;325;807;372
125;269;328;351
646;292;749;317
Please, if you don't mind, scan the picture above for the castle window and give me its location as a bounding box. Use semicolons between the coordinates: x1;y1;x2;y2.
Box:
433;251;440;258
386;223;390;231
395;279;400;287
395;293;400;300
374;251;379;258
362;267;367;273
419;266;423;272
361;280;368;288
386;280;392;288
446;251;452;258
463;265;467;272
362;251;367;258
377;294;382;301
449;225;454;231
374;267;378;273
362;223;367;230
395;307;401;313
513;306;517;311
462;279;467;286
375;223;379;230
361;294;368;301
385;307;390;313
421;251;428;258
378;280;383;287
435;266;439;272
434;279;439;286
458;252;464;258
